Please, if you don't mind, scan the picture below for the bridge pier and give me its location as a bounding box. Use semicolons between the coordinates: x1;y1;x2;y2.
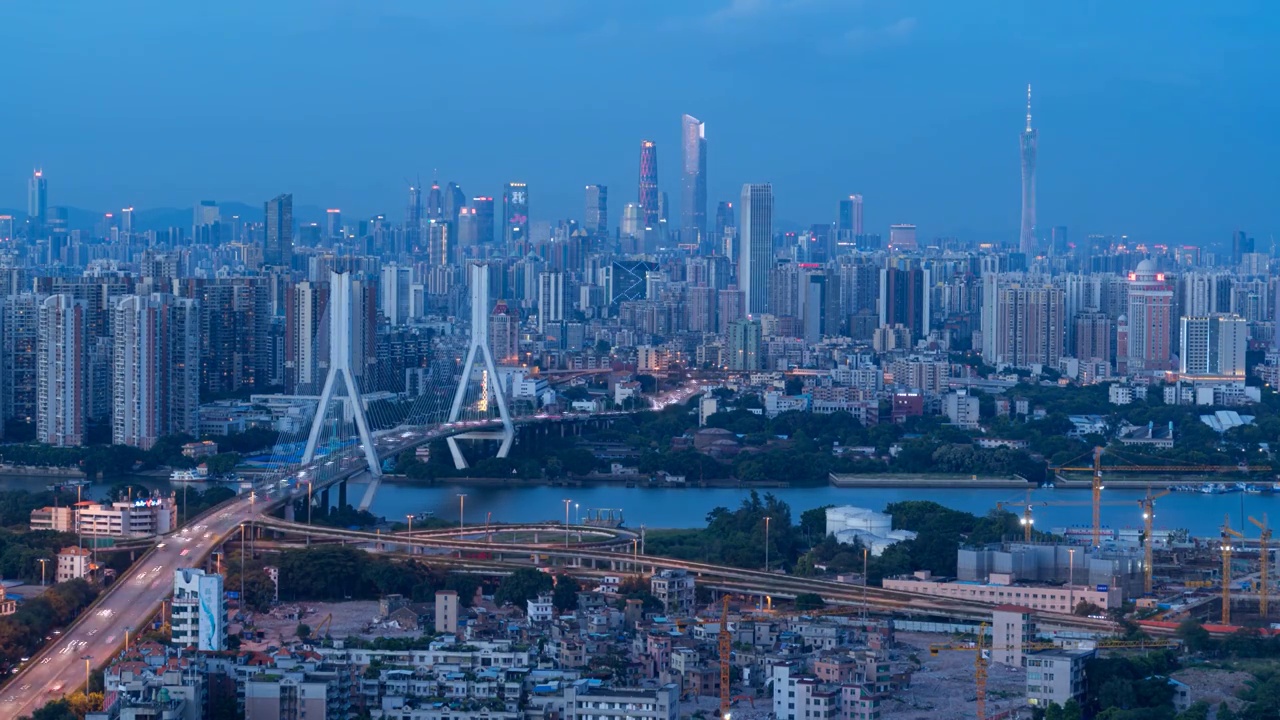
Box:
320;487;330;512
338;480;347;509
285;503;295;522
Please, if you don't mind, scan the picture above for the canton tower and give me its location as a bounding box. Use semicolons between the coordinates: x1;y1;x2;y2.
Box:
1019;84;1038;255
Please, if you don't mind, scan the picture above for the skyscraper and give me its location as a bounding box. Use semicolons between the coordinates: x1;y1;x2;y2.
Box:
638;140;659;228
325;209;342;241
537;271;564;333
727;318;763;371
879;264;931;341
27;170;47;237
488;300;520;364
37;295;87;447
263;194;293;268
585;185;608;237
503;183;528;247
838;195;863;241
738;184;773;316
990;282;1065;369
1232;230;1255;266
1019;84;1038;255
472;196;495;245
112;293;200;450
426;180;444;221
444;182;466;225
680;114;707;245
1126;259;1173;372
407;182;424;226
1180;314;1247;378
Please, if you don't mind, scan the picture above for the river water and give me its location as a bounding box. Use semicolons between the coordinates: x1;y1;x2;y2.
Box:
12;473;1270;539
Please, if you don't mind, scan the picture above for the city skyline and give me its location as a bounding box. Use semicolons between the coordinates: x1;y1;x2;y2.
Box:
0;2;1273;245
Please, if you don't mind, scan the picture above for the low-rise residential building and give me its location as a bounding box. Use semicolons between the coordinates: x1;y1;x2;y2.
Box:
882;574;1119;613
1026;648;1095;708
57;545;92;582
30;505;74;532
565;684;678;720
73;494;178;538
651;570;696;616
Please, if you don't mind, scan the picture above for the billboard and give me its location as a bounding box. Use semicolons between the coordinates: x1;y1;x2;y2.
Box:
197;573;224;651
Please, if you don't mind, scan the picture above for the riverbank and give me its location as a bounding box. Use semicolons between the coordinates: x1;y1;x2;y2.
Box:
0;464;83;478
829;473;1030;489
376;474;790;489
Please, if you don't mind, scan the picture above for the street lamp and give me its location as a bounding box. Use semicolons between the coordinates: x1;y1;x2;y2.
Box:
407;514;414;555
307;480;313;526
81;654;93;696
564;499;572;548
575;502;580;525
458;494;467;533
1068;548;1076;612
240;523;246;608
763;516;771;572
38;558;49;587
862;547;870;622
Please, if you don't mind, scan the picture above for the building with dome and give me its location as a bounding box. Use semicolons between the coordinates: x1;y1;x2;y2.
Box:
1125;260;1173;374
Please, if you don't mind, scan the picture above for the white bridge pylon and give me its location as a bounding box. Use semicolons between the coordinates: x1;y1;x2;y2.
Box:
446;264;515;470
301;271;382;479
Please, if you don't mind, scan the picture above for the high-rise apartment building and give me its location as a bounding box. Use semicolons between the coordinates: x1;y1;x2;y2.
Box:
537;272;565;333
36;295;88;447
585;184;608;238
489;300;520;365
1180;314;1247;378
503;183;528;247
879;265;931;341
1;293;43;427
1074;310;1113;364
738;184;773;316
728;318;763;371
177;278;271;396
172;568;226;651
112;294;200;450
263;194;293;268
1019;85;1038;255
638;140;659;228
1232;230;1255;266
680;115;707;245
990;283;1065;369
1126;260;1173;372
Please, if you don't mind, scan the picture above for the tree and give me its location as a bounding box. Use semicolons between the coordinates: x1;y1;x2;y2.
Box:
296;623;311;640
495;567;554;608
1176;618;1215;654
794;593;825;611
1217;702;1236;720
552;575;580;612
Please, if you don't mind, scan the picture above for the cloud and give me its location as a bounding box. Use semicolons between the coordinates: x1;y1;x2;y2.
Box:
836;16;917;52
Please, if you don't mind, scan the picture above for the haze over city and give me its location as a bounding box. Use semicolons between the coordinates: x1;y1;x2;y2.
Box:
1;1;1275;245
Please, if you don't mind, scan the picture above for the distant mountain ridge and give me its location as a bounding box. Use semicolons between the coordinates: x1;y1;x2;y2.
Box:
0;201;329;233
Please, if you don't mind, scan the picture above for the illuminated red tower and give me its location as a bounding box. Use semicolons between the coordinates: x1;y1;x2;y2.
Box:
638;140;659;228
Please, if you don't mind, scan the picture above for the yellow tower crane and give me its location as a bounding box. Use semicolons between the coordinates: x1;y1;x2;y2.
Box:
1250;514;1271;618
1138;488;1172;595
928;629;1179;720
1221;515;1244;625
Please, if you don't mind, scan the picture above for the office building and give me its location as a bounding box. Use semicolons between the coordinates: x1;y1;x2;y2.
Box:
489;300;520;365
680;114;707;244
1180;314;1248;378
566;685;679;720
381;263;415;326
1232;230;1255;266
537;272;564;333
502;183;528;247
727;318;763;371
264;193;293;268
172;568;226;651
27;169;48;237
585;184;608;238
472;196;495;245
36;294;88;447
1020;85;1038;255
112;294;200;450
879;265;931;341
638;140;659;228
888;224;917;251
75;494;177;538
1126;260;1174;372
443;181;466;224
427;219;451;266
738;184;773;316
801;272;839;343
837;194;864;249
325;208;342;241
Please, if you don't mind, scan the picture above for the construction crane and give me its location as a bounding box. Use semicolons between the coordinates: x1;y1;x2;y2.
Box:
1138;488;1172;595
719;595;731;718
929;630;1180;720
996;496;1130;544
1250;514;1271;618
1221;515;1244;625
1052;447;1270;549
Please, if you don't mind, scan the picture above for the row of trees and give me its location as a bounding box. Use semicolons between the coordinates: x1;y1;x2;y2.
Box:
0;427;279;479
0;579;98;674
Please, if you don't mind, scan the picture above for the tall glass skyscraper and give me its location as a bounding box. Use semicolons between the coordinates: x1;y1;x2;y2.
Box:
680;115;706;246
584;184;608;237
263;193;293;268
503;183;528;247
738;184;773;316
638;141;659;228
27;169;47;237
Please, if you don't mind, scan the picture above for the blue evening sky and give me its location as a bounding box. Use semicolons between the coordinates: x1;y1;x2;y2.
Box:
0;1;1275;245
